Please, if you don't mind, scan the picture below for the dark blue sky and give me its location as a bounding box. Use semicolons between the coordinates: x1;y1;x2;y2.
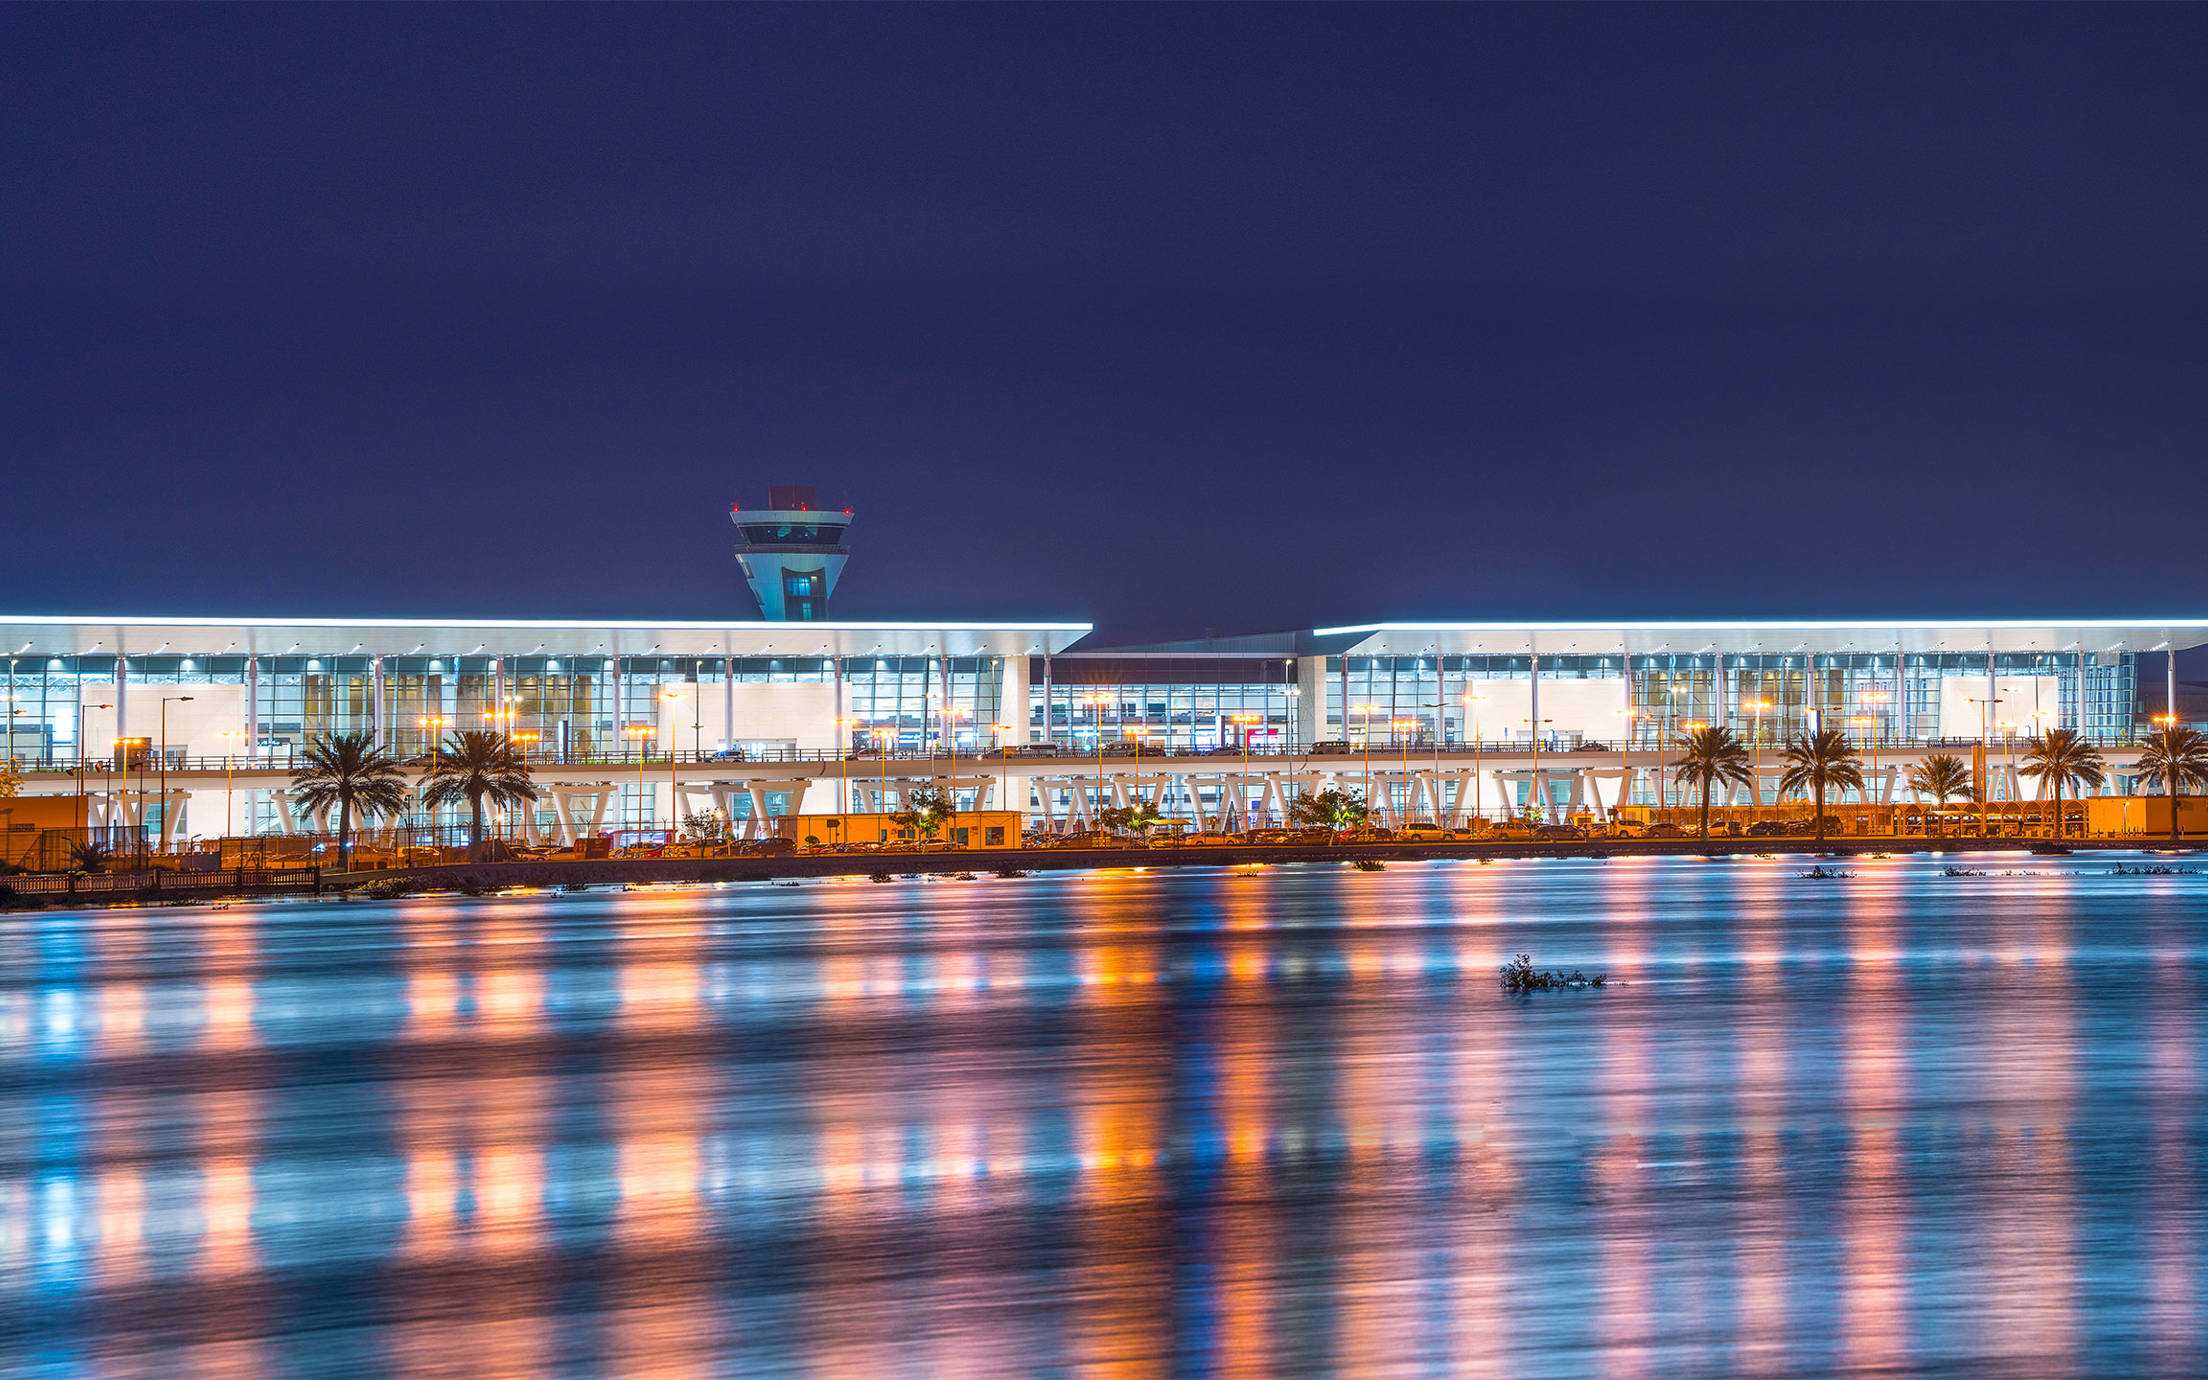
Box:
4;5;2205;642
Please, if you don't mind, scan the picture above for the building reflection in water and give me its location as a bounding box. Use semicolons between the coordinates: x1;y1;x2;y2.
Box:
0;858;2195;1377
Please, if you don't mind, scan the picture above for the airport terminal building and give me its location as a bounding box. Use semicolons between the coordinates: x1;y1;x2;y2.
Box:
2;612;2202;844
4;493;2203;842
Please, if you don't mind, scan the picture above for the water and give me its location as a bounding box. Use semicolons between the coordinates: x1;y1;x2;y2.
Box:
3;853;2206;1378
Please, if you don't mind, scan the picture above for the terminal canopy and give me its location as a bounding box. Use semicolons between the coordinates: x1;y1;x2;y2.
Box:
1315;620;2208;659
0;616;1091;660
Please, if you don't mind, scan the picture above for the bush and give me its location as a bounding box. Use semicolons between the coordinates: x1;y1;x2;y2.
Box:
358;876;415;900
1498;953;1606;992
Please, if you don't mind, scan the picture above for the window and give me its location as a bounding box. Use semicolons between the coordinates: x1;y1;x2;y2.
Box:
791;577;812;595
985;826;1006;846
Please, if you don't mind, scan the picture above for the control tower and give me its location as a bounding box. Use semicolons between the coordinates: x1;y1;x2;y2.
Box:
731;485;852;620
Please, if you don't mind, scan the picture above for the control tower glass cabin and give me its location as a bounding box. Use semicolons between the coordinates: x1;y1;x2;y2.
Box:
731;485;852;621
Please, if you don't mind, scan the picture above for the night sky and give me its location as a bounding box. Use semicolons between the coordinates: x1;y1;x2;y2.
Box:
4;5;2206;644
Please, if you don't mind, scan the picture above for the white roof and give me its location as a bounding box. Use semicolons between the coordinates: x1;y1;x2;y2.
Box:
1316;619;2208;658
0;615;1090;659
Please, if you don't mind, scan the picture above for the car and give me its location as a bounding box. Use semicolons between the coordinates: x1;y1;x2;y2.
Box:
1397;821;1449;839
1178;832;1241;846
1641;822;1689;839
1532;824;1588;841
1307;740;1357;755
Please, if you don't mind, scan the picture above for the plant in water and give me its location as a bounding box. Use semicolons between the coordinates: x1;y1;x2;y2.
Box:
1498;953;1606;992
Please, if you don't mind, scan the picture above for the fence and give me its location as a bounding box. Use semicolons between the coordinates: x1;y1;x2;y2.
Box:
2;866;321;900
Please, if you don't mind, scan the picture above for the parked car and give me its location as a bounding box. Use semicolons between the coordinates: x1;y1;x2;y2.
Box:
1397;821;1449;840
1641;822;1689;839
1308;740;1356;755
1533;823;1588;841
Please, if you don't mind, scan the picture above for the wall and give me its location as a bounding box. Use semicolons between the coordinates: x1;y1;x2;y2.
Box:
84;684;249;760
656;681;840;752
1937;675;2061;740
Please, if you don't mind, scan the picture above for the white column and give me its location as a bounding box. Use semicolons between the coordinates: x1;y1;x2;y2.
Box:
371;655;385;747
245;654;259;835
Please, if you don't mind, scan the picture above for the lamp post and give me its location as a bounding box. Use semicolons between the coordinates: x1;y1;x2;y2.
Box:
115;737;149;856
1229;713;1262;830
1613;707;1639;829
1352;703;1384;816
216;729;244;839
1390;718;1418;827
942;705;968;847
993;721;1016;822
1967;696;2004;838
1744;699;1772;827
621;723;655;838
660;690;682;840
77;702;113;836
1858;689;1890;827
1463;692;1487;827
1524;716;1554;824
417;714;447;842
1079;693;1112;834
835;717;860;816
158;695;194;854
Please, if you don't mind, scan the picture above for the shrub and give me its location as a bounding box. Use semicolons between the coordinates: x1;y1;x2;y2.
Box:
1499;953;1606;992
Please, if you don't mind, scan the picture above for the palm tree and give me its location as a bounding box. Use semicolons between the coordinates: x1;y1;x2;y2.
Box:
2017;728;2106;840
1670;725;1754;840
1775;728;1864;850
419;730;539;861
1907;753;1975;808
292;731;412;871
2133;723;2208;845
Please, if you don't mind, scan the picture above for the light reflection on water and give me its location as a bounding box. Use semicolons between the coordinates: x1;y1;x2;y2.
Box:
3;855;2208;1376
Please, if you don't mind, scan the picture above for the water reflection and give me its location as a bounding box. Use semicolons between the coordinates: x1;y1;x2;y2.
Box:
3;856;2208;1376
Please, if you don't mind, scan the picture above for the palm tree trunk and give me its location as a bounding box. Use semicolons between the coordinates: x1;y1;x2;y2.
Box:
338;797;352;872
2173;775;2182;847
1700;777;1711;840
471;796;486;863
1814;777;1826;849
2052;779;2062;839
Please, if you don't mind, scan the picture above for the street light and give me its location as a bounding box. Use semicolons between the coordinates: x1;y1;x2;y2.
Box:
835;717;861;816
1744;699;1772;827
1352;704;1385;814
942;705;969;846
216;728;244;839
993;721;1017;822
1463;692;1488;827
1390;718;1419;826
1229;712;1263;830
1613;707;1639;828
1967;695;2004;838
660;690;683;837
1684;721;1710;832
1524;716;1554;824
158;695;193;853
114;737;150;855
624;723;655;837
76;702;113;833
1078;693;1112;833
